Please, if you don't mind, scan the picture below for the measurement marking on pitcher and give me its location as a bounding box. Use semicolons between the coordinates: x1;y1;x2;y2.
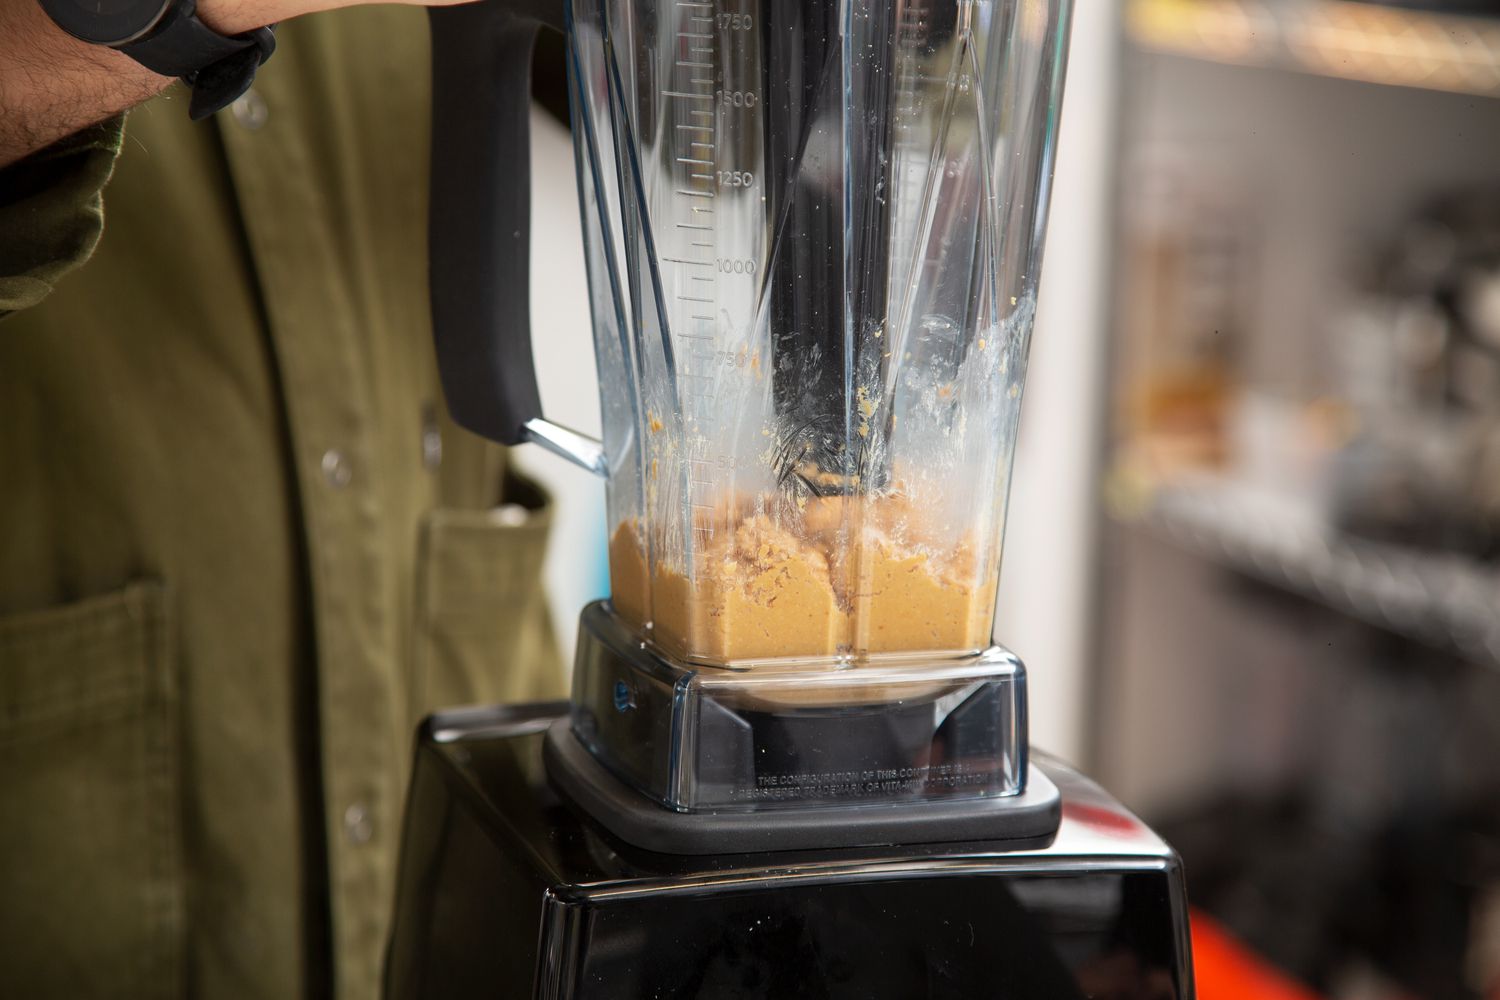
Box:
669;0;722;504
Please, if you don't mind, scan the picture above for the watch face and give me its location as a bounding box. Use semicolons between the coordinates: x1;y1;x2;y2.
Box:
44;0;172;45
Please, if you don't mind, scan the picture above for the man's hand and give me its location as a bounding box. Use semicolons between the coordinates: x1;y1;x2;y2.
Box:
0;0;469;167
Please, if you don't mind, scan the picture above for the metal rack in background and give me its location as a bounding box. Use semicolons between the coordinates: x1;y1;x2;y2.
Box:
1126;0;1500;98
1121;476;1500;669
1094;7;1500;996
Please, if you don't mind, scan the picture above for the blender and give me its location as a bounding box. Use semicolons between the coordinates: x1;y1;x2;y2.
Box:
388;0;1195;995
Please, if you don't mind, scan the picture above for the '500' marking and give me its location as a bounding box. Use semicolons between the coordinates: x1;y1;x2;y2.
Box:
717;90;759;109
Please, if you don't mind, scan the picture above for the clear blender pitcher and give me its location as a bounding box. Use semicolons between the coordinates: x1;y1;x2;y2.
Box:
426;0;1071;820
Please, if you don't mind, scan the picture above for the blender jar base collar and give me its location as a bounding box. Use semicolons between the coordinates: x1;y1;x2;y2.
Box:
567;601;1033;815
545;718;1062;855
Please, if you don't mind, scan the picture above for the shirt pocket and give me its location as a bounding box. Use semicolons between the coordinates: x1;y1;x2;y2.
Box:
412;485;566;718
0;580;184;999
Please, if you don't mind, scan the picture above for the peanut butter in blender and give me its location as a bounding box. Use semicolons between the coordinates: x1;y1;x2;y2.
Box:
607;493;995;663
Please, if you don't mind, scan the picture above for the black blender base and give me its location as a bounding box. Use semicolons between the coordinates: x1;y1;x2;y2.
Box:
390;703;1195;999
544;719;1061;855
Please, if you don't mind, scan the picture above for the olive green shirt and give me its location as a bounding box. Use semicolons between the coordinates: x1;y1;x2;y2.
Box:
0;10;564;1000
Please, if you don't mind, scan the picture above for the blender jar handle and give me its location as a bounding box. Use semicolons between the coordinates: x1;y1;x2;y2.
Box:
427;0;607;477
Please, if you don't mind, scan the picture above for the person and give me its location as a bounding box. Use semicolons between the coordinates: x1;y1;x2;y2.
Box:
0;1;565;997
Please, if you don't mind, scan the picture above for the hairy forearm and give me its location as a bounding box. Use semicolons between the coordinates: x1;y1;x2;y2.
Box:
0;0;316;168
1;0;469;168
0;0;168;167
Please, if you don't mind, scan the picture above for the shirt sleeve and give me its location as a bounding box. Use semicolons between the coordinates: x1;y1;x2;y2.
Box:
0;116;125;318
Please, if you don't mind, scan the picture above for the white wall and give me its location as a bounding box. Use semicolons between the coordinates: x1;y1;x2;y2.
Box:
994;2;1120;765
524;107;609;665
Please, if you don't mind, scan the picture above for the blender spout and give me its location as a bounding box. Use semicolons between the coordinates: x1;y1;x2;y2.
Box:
522;417;608;477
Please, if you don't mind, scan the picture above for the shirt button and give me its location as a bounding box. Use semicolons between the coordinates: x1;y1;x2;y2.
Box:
343;803;374;845
421;404;443;471
321;449;352;489
229;89;269;131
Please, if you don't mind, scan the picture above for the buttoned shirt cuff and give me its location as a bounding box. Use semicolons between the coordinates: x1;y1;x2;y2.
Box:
0;116;125;318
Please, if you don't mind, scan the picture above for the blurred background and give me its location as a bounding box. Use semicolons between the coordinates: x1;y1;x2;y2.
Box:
523;1;1500;997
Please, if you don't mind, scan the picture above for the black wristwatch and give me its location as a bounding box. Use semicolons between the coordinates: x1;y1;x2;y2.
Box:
39;0;276;120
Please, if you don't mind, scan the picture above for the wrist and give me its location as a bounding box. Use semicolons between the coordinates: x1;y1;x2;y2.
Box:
194;0;310;34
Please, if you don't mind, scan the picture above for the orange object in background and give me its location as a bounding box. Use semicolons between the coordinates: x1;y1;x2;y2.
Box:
1192;909;1324;1000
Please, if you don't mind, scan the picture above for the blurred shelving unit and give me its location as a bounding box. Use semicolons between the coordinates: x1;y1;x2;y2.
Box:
1117;475;1500;668
1091;4;1500;997
1126;0;1500;97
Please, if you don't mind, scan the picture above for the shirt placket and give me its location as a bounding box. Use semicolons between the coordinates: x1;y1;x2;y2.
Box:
217;84;398;1000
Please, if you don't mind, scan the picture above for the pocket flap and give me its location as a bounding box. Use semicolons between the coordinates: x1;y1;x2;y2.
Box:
1;580;173;739
419;505;552;627
414;491;565;712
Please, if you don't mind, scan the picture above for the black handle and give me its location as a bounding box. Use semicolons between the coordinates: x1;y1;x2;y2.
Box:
428;0;565;445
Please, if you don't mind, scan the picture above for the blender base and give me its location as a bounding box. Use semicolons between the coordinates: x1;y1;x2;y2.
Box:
544;718;1061;854
388;702;1196;1000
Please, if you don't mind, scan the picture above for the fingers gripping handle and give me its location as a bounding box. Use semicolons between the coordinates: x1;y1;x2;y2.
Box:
429;0;603;473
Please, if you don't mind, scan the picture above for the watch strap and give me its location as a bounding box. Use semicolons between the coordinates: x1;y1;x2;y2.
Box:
122;0;276;120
